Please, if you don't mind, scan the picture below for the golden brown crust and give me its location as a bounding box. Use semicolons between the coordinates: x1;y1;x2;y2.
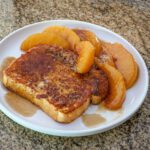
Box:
34;45;109;103
4;45;91;114
3;74;90;123
3;45;109;122
5;44;109;106
84;68;109;104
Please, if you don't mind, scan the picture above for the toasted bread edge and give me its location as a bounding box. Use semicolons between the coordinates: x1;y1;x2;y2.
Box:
3;72;90;123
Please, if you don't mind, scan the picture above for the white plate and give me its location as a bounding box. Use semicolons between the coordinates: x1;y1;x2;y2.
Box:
0;20;148;137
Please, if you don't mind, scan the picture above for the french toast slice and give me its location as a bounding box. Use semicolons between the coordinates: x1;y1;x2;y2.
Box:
3;45;91;123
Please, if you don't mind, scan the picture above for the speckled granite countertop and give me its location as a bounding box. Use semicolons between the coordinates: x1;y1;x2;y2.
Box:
0;0;150;149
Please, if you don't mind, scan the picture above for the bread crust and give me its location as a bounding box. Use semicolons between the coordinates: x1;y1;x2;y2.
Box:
3;71;90;123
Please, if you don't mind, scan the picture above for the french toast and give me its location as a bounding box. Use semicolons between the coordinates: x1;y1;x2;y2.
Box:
3;45;108;122
3;45;91;123
84;68;109;104
35;45;109;104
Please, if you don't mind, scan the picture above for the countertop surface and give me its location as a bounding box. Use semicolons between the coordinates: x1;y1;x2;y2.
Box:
0;0;150;149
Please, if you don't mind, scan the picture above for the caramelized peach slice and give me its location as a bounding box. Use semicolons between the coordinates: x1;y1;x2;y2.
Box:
21;33;70;51
95;60;126;110
76;41;95;73
74;29;102;56
43;26;80;50
102;42;138;88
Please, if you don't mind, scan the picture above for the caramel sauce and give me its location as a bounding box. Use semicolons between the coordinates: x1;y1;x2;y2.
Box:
5;92;38;117
0;57;16;81
82;114;106;127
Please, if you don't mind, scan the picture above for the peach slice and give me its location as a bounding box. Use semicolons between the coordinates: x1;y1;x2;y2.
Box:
95;60;126;110
76;41;95;73
21;33;70;51
43;26;80;50
102;42;138;88
73;29;102;56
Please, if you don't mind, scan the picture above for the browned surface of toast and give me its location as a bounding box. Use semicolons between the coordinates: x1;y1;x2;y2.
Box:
3;45;109;122
33;45;109;103
4;45;91;114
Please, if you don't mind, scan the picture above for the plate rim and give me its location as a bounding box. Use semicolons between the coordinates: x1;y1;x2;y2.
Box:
0;20;149;137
